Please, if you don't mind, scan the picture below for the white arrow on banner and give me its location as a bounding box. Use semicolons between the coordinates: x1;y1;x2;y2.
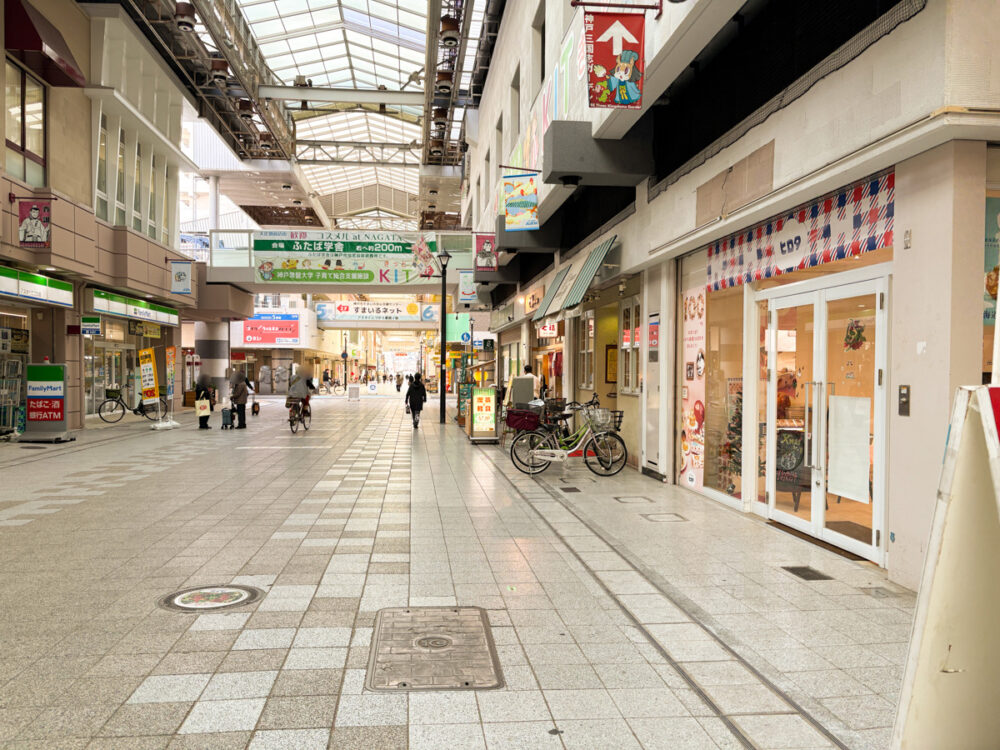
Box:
597;20;638;55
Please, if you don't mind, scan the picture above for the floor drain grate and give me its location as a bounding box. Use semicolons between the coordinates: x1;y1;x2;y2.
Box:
615;496;653;504
560;487;581;493
367;606;504;691
20;445;47;450
782;566;833;581
157;585;264;612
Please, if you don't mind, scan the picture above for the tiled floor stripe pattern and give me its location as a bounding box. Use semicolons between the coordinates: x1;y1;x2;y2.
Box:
0;398;911;749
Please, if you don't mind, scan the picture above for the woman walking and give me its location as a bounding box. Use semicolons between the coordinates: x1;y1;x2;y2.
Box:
405;372;427;428
231;372;249;429
195;374;214;429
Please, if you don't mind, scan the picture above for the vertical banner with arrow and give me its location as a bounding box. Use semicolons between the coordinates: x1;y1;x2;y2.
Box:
585;12;645;109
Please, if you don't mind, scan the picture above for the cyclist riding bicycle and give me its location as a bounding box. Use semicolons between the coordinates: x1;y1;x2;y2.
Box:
288;366;318;415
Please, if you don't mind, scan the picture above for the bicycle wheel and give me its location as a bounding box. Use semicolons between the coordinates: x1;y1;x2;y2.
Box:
583;432;628;476
98;399;125;423
141;399;168;421
289;408;300;434
302;411;311;430
510;430;553;475
333;384;345;396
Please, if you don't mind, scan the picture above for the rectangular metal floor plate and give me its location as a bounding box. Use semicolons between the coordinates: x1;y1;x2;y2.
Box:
782;565;833;581
366;606;504;691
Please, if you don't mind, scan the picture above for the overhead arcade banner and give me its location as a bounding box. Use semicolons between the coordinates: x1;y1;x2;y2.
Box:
252;230;439;285
585;12;645;109
503;174;539;231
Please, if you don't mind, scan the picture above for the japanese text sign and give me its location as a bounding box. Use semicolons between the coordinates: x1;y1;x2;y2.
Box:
585;12;644;109
138;348;159;407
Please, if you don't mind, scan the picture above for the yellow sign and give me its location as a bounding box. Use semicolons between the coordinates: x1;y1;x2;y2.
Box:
138;347;159;406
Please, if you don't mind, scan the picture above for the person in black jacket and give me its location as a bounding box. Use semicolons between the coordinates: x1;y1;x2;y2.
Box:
195;374;214;429
405;372;427;428
231;372;249;429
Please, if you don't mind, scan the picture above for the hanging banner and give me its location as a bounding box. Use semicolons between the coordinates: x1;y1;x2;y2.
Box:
458;270;477;304
170;261;192;294
585;12;645;109
138;348;159;406
475;234;498;271
252;230;438;285
165;347;176;401
17;200;51;248
707;170;894;292
504;174;540;231
316;301;435;322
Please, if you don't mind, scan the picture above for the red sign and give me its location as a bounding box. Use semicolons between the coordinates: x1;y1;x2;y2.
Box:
622;328;631;346
231;352;247;361
18;199;52;248
585;12;644;109
648;319;660;349
27;398;63;421
243;317;300;345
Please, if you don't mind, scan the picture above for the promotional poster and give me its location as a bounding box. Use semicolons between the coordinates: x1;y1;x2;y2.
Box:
585;12;645;109
17;200;51;248
503;174;539;231
475;234;498;271
679;286;706;489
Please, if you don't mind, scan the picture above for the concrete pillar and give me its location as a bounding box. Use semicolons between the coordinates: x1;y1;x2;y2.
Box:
271;349;293;394
194;321;229;398
208;175;220;230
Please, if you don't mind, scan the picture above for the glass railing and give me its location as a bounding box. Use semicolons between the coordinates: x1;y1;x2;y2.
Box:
209;230;253;268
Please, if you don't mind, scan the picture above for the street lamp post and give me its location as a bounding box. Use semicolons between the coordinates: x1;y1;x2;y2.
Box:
437;249;452;424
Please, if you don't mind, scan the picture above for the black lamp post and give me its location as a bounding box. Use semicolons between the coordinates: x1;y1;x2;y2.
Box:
437;248;452;423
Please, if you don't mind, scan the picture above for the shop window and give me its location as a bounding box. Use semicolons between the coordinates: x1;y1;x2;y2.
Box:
115;130;127;225
578;310;594;389
96;115;109;220
619;297;641;395
5;61;46;188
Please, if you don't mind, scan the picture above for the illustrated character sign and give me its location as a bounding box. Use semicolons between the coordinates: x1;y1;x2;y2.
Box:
475;234;498;271
18;200;51;248
585;12;645;110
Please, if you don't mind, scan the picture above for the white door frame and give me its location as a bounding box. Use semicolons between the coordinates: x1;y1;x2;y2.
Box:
754;266;890;564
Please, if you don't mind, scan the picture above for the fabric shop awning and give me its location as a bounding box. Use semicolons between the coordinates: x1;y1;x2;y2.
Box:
560;235;618;310
6;0;85;87
531;266;570;322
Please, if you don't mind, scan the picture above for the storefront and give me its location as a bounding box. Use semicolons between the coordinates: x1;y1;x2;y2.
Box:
674;170;894;563
532;320;564;397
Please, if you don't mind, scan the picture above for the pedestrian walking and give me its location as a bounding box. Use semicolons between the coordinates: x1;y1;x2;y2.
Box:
395;373;403;392
195;374;214;429
231;372;249;429
322;368;332;392
405;372;427;428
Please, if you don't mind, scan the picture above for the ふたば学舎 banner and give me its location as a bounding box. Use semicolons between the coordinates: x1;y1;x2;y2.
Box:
253;230;439;285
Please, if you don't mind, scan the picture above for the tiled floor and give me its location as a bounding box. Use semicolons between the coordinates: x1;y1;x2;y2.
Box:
0;397;914;749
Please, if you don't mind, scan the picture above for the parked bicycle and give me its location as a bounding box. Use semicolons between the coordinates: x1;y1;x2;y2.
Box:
510;395;627;476
98;385;167;423
286;396;311;433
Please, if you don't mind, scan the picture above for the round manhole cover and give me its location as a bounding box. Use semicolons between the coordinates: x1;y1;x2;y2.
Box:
415;635;453;650
158;585;263;612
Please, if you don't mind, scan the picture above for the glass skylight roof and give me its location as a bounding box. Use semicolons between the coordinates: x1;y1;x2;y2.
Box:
237;0;428;227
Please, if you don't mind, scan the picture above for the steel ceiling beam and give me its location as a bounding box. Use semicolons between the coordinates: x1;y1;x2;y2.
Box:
259;86;425;105
295;140;422;167
297;160;421;167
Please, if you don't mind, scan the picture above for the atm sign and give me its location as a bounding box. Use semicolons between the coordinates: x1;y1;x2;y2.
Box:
27;398;64;421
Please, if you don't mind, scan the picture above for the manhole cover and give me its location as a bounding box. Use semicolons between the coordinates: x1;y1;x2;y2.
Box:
366;607;504;691
157;585;263;612
782;566;833;581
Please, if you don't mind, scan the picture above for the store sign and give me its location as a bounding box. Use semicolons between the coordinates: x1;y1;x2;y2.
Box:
475;234;498;271
0;265;73;308
128;320;161;338
243;314;300;345
138;348;159;406
165;347;176;401
17;200;51;248
524;285;545;315
585;12;645;109
707;170;894;291
170;261;192;294
472;387;496;433
538;322;558;338
92;291;179;326
81;316;101;336
252;230;439;285
25;364;66;429
504;174;540;231
458;270;477;304
648;314;660;349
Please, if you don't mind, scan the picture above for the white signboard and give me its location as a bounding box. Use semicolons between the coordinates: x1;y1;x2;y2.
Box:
827;395;872;504
170;261;192;294
458;269;477;303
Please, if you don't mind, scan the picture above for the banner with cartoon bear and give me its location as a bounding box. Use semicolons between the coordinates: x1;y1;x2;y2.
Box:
252;230;439;284
585;12;644;109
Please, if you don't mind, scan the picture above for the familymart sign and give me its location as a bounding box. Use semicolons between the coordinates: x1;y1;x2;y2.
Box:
0;265;73;307
92;290;179;326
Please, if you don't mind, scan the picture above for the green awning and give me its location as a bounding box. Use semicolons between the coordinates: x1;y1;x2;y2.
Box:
560;235;617;310
531;266;570;321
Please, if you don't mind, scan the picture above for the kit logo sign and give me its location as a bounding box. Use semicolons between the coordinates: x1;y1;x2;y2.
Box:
585;12;645;109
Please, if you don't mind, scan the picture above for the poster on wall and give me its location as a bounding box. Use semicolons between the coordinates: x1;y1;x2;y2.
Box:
475;234;498;271
170;261;192;294
585;12;645;109
679;287;706;489
458;270;477;304
10;328;28;354
0;327;9;354
252;230;438;284
984;196;1000;326
243;314;300;346
138;348;159;407
17;200;51;248
503;174;540;231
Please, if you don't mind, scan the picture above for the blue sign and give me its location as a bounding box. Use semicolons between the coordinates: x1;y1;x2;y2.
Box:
460;332;472;344
249;313;298;321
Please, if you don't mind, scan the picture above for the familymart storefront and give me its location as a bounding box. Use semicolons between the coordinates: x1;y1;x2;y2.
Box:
673;170;894;563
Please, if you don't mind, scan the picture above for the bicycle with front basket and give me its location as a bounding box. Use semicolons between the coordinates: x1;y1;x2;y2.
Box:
98;384;167;423
510;395;627;476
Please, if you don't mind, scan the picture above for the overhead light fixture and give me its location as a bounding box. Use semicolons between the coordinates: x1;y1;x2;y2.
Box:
435;71;454;95
259;133;274;151
174;2;196;31
281;184;292;191
440;16;461;46
43;266;55;271
144;293;153;299
210;57;228;86
238;100;254;120
517;295;525;304
292;199;302;206
429;189;438;196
